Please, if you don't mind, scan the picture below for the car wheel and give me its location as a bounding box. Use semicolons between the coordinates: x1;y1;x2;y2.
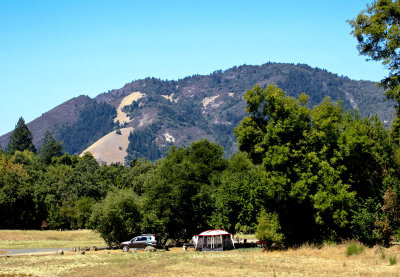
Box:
122;245;129;252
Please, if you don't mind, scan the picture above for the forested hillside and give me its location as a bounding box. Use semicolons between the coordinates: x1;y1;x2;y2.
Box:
103;63;395;162
0;63;394;162
53;99;116;154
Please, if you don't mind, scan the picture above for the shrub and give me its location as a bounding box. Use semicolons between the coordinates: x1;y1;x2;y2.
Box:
255;210;285;248
350;198;380;246
389;255;397;266
346;242;365;256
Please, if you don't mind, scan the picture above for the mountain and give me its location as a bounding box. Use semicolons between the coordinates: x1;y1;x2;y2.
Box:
0;62;395;163
0;95;92;149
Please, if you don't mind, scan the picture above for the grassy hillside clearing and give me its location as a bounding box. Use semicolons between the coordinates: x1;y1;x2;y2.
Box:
80;127;134;165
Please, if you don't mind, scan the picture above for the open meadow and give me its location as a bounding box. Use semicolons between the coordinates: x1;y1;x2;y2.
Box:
0;231;400;276
0;230;106;249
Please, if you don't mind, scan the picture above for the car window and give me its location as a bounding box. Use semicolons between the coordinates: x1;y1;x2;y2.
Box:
138;237;147;241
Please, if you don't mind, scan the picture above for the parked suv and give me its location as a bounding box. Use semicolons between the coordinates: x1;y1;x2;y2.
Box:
120;234;160;252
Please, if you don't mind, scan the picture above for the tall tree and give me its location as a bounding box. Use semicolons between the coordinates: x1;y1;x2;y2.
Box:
210;152;265;234
90;189;143;246
39;130;64;164
143;139;227;242
234;85;371;244
7;117;36;154
0;151;37;228
349;0;400;143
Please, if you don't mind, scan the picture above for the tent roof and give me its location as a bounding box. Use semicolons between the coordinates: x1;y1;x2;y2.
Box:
197;229;231;236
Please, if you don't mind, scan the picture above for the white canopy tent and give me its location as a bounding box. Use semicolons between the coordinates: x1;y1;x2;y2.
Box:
193;229;235;251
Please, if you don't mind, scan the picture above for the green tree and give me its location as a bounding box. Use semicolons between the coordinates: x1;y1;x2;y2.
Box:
210;152;265;234
70;152;102;199
32;153;104;229
90;189;143;246
74;197;96;229
0;151;37;228
7;117;36;154
235;85;357;244
39;130;64;164
349;0;400;143
143;139;226;243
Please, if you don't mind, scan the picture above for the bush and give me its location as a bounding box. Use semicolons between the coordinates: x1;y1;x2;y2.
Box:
255;211;285;248
389;255;397;266
350;198;380;246
346;242;365;256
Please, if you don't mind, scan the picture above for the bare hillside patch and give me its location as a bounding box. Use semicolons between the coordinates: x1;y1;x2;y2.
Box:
114;92;144;125
80;127;134;165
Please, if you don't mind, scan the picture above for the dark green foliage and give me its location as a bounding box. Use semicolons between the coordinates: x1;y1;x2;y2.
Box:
143;139;226;242
90;189;143;246
277;68;345;108
235;84;400;245
349;0;400;103
71;153;102;198
54;99;116;154
1;150;50;229
7;117;36;154
210;152;264;233
73;197;96;229
32;152;109;229
126;123;162;162
255;211;285;248
159;99;204;127
351;198;380;246
0;151;37;228
39;130;64;164
124;158;155;195
349;0;400;143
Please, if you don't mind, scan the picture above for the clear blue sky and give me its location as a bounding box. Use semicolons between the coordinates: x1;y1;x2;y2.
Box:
0;0;388;137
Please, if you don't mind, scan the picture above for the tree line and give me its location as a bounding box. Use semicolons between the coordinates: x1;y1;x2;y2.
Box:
1;83;400;247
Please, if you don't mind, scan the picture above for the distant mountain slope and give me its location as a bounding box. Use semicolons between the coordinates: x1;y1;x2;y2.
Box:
52;99;116;154
0;62;395;163
0;95;92;148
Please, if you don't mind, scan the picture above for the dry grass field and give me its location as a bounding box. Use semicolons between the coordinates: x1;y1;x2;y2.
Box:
1;230;400;276
0;230;106;249
1;241;400;276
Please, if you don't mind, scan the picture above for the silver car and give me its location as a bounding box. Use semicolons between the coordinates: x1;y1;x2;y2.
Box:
119;234;159;252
